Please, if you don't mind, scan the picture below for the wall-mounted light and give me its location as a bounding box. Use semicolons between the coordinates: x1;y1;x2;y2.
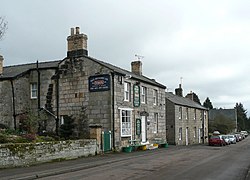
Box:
147;119;150;125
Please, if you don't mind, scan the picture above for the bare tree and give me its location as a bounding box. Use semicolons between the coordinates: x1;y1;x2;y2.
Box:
0;17;8;40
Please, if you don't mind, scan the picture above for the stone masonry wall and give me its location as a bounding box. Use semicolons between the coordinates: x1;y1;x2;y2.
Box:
113;76;166;148
0;139;97;169
58;57;112;137
0;80;13;128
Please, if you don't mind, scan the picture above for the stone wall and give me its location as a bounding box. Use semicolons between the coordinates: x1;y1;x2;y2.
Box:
0;139;97;169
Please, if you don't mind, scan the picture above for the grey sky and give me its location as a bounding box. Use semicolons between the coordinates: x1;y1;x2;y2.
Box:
1;0;250;116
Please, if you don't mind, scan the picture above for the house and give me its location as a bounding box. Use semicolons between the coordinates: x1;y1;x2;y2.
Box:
0;27;166;150
166;85;208;145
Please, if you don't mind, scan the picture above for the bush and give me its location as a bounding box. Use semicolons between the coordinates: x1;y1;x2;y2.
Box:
0;133;8;143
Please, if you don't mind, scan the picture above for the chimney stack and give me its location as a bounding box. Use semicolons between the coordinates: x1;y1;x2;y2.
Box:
67;27;88;57
175;84;183;97
0;55;3;75
131;61;142;76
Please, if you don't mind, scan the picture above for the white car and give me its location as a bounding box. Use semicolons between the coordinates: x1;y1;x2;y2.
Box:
241;131;248;137
228;135;236;144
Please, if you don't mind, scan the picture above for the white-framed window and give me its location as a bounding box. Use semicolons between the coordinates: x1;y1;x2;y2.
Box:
179;107;182;120
120;109;132;137
194;127;197;138
200;110;203;120
153;113;158;133
179;127;182;140
141;86;147;104
60;116;65;125
30;83;38;99
124;82;130;102
185;107;189;120
194;109;197;120
153;89;158;105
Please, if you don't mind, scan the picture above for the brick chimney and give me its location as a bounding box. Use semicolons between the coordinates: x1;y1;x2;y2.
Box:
131;61;142;75
0;55;3;75
175;84;183;97
67;27;88;57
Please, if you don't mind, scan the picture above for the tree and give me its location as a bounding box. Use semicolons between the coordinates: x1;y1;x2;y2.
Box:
0;17;8;40
203;97;213;109
235;103;248;131
209;114;235;134
59;115;75;140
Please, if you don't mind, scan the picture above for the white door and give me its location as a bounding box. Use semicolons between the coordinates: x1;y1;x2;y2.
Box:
198;128;201;143
141;116;146;142
186;127;189;145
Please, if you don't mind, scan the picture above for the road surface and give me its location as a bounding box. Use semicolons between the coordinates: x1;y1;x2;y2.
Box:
1;137;250;180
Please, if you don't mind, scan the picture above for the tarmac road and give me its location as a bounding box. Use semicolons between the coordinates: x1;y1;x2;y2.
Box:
1;137;250;180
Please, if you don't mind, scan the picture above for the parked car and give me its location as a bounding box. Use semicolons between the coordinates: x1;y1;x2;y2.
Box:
221;135;230;145
209;135;226;146
235;133;243;141
227;135;236;144
241;131;248;138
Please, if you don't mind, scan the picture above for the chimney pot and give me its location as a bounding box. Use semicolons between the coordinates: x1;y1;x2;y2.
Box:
76;27;80;34
71;28;74;35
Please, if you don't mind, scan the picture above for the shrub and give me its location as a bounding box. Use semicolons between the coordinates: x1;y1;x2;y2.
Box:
0;133;8;143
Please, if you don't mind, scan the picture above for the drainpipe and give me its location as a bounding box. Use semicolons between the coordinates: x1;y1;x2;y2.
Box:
56;69;60;135
10;79;16;130
36;61;41;111
202;110;205;144
111;72;115;150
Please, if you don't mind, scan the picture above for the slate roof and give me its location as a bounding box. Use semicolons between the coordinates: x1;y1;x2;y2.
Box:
1;55;166;89
0;60;60;79
166;92;207;110
87;56;166;89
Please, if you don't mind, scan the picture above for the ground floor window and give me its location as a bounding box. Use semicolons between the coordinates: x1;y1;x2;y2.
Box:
179;127;182;140
120;109;132;137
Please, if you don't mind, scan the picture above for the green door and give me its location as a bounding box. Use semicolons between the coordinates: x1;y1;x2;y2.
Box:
103;131;111;152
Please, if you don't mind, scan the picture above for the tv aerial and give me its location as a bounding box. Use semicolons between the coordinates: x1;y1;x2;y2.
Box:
135;54;144;61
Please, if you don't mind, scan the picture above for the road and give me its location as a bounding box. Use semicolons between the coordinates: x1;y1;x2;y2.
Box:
1;137;250;180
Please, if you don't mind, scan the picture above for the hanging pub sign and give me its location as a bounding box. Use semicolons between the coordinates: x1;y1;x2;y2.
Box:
89;74;110;92
133;84;140;107
136;119;141;135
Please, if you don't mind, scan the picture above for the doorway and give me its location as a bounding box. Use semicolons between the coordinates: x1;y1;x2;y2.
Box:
141;116;146;142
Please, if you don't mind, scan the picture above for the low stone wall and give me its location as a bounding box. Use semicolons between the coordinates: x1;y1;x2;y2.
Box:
0;139;97;169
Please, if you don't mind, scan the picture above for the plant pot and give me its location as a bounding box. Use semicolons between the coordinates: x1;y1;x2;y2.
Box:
161;143;169;148
123;146;132;153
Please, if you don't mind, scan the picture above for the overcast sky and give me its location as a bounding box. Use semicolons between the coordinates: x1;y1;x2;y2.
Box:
1;0;250;116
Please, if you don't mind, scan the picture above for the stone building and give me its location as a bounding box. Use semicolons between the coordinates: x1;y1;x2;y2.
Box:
166;85;208;145
0;27;166;150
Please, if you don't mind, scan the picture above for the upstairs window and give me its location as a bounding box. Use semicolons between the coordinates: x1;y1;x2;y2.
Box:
186;107;189;120
179;107;182;120
153;89;158;105
194;109;197;120
141;86;147;104
30;83;37;99
124;82;131;102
